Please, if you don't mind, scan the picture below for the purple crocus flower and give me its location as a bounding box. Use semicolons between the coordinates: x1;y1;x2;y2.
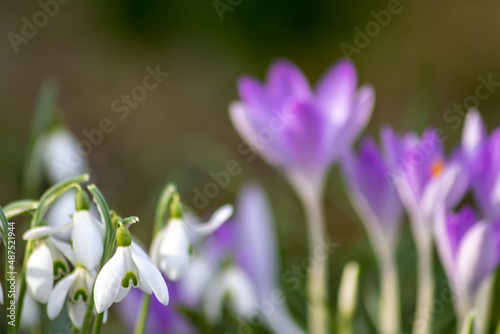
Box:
382;127;468;242
434;205;500;325
462;109;500;221
342;136;405;258
230;59;374;193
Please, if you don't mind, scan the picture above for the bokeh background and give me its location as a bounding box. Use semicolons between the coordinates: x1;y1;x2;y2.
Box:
2;0;500;332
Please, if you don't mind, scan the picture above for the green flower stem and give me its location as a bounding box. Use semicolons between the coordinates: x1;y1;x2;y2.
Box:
134;183;176;334
80;184;115;334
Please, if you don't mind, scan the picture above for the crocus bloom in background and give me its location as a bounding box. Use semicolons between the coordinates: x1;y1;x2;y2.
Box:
342;136;405;334
230;59;374;193
434;206;500;329
462;109;500;221
342;136;404;259
382;126;468;243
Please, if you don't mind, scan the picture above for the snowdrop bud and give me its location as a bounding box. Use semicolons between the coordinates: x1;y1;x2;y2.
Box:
75;189;90;212
170;194;182;219
116;226;132;247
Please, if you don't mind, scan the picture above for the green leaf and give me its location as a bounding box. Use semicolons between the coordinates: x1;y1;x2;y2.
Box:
0;206;10;246
23;78;59;197
33;174;89;227
3;200;38;219
87;184;114;263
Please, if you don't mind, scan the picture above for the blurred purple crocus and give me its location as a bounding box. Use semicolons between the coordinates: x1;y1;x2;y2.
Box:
462;109;500;221
342;136;405;334
382;126;467;334
230;59;374;194
382;127;467;243
343;137;405;258
434;205;500;329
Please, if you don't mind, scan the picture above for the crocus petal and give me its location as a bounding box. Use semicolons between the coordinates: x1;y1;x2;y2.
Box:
316;59;357;127
94;247;124;313
462;109;486;162
23;223;72;240
0;282;3;304
68;299;88;329
185;204;234;236
456;223;498;303
26;242;54;303
72;210;103;270
235;184;277;300
131;245;169;306
47;272;78;319
267;59;311;105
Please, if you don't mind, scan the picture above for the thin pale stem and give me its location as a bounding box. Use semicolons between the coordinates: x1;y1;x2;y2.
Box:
411;238;434;334
379;255;401;334
299;190;329;334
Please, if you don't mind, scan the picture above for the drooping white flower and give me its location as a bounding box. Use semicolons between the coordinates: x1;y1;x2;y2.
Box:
150;203;233;282
41;129;89;184
22;229;75;303
204;265;258;323
47;265;95;329
94;226;169;314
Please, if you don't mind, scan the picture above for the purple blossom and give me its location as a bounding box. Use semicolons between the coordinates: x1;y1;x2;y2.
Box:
230;59;374;192
434;205;500;318
342;136;405;257
381;126;468;240
462;109;500;221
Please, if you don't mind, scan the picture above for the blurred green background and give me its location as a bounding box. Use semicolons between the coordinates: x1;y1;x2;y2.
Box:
2;0;500;332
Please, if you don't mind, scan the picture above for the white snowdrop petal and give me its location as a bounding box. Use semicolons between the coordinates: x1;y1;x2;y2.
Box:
114;286;131;303
47;272;78;319
73;211;104;270
156;220;190;281
94;248;124;313
50;237;77;267
68;299;88;329
26;243;54;303
131;246;169;306
23;223;72;240
186;204;234;236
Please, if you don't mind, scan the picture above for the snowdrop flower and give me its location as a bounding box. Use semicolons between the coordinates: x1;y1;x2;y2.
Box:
47;264;95;329
23;228;75;303
94;225;169;314
434;206;500;328
461;109;500;221
204;265;259;323
230;59;374;194
150;195;233;281
41;128;89;184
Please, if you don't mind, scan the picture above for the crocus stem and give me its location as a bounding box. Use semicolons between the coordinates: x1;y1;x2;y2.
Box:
379;255;401;334
134;294;152;334
412;238;434;334
296;187;328;334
